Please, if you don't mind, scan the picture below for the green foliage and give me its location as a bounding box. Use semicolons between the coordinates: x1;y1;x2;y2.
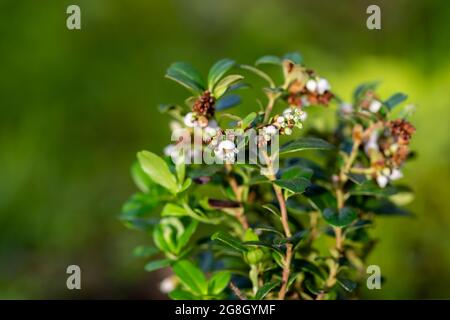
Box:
123;53;417;301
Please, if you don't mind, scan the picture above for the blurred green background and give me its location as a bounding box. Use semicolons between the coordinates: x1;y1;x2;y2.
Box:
0;0;449;299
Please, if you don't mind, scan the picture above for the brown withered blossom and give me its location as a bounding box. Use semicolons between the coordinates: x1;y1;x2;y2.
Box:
387;119;416;144
193;90;215;117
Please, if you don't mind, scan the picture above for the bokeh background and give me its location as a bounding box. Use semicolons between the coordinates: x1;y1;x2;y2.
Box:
0;0;449;299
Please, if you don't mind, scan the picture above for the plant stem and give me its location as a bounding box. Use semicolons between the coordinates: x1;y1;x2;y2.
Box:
262;151;293;300
229;282;247;300
263;95;276;123
225;164;249;230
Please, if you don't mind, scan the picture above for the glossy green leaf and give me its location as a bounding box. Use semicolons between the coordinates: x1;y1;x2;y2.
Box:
208;59;235;90
385;93;407;110
172;260;208;295
322;207;357;227
165;62;205;94
176;220;198;251
255;281;280;300
280;137;334;155
144;258;172;272
215;94;241;111
169;289;198;300
283;52;303;64
161;203;187;217
241;112;257;129
131;161;154;193
208;271;231;295
213;75;244;98
262;204;280;217
349;181;396;197
274;177;311;194
211;231;248;252
137;151;178;194
255;55;282;66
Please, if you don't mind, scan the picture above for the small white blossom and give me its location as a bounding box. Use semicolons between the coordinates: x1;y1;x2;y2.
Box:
369;100;382;113
183;112;197;127
306;79;317;92
317;78;331;94
390;168;403;180
216;140;238;162
163;144;176;157
160;276;175;293
376;174;389;188
283;127;293;135
298;110;307;121
276;116;285;124
262;125;278;141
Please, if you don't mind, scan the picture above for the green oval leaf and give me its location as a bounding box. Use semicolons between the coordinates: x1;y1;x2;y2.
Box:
255;281;280;300
322;207;357;227
211;231;248;252
165;62;205;94
384;93;407;110
255;55;282;66
137;151;179;194
215;94;241;111
274;177;311;194
208;59;235;90
213;74;244;98
172;260;208;296
144;258;172;272
283;52;303;65
208;271;231;295
169;289;198;300
280;138;334;155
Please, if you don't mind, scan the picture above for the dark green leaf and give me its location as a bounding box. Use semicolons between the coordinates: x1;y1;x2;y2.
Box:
255;281;280;300
385;93;407;110
274;177;311;194
165;62;205;94
255;55;282;66
121;193;159;219
172;260;208;295
349;181;396;197
262;204;280;217
215;94;241;111
211;231;248;252
283;52;303;65
208;58;235;90
280;137;334;155
281;166;314;180
293;259;326;280
144;259;172;272
322;207;357;227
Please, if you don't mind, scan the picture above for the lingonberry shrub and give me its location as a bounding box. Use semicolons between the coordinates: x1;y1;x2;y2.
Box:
121;53;416;300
